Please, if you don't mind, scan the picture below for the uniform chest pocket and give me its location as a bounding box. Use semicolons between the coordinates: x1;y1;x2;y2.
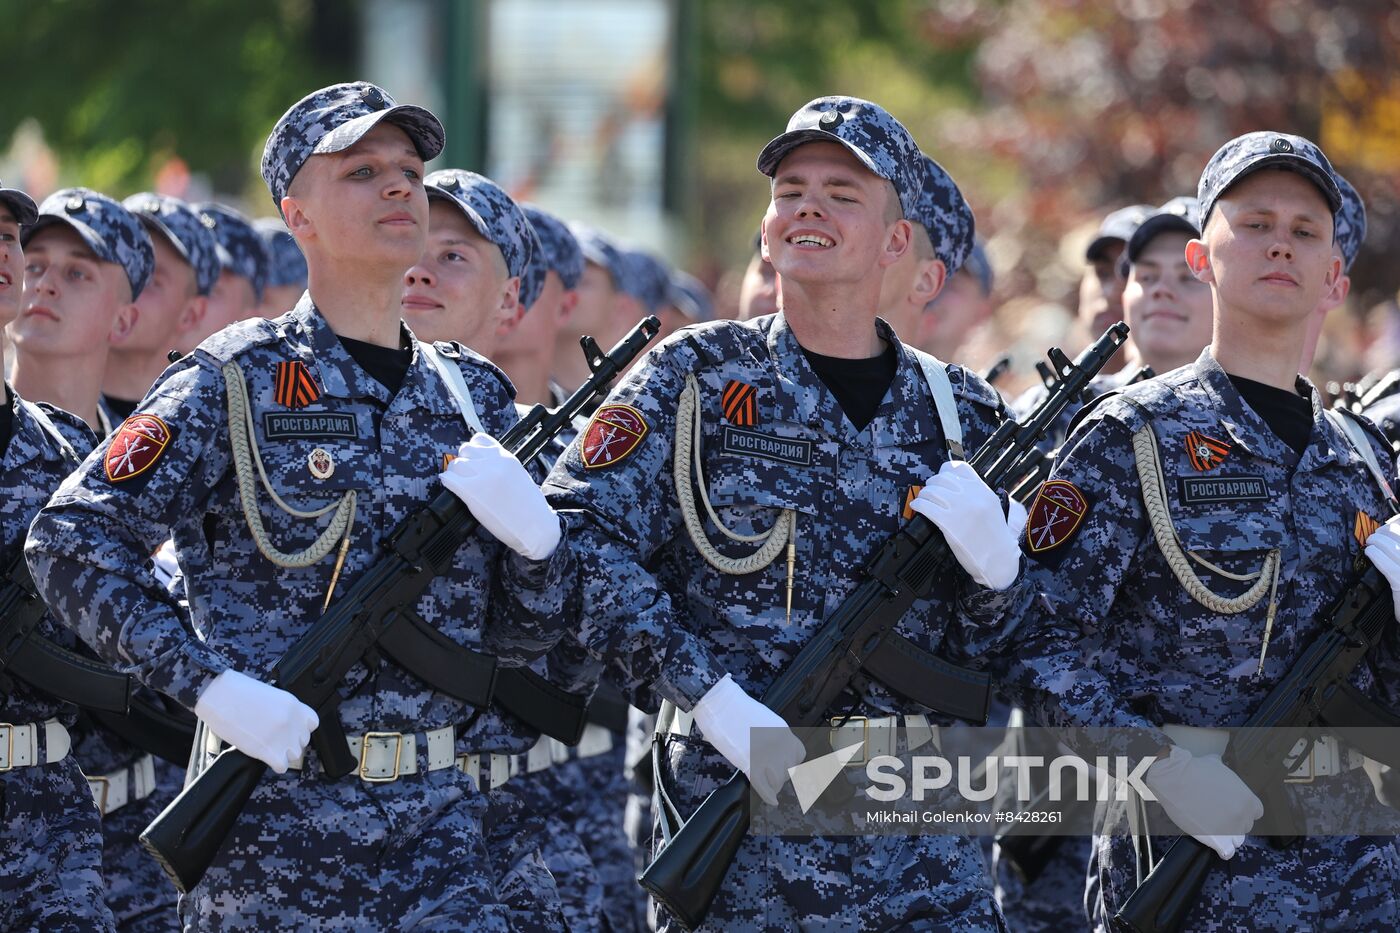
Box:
1165;512;1284;609
680;455;817;571
251;410;369;508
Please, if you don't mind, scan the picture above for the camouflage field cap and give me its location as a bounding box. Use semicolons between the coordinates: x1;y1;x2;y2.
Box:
423;169;543;310
618;249;672;314
1086;204;1154;262
0;181;37;226
910;153;975;275
521;205;584;290
195;202;271;302
570;223;627;289
1126;196;1202;263
123;193;222;296
253;217;309;288
668;269;714;322
757;96;923;217
261;81;445;207
961;238;993;297
1197;131;1341;225
1332;172;1366;273
25;188;154;299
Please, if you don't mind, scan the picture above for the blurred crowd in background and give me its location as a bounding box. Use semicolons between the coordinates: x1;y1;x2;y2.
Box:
3;0;1397;397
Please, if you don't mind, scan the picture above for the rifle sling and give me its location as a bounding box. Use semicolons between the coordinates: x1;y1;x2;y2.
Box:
859;631;991;725
376;611;497;709
495;666;589;746
6;635;132;713
87;694;197;766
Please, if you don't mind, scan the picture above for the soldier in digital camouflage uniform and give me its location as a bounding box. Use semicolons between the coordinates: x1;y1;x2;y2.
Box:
1005;131;1400;932
26;81;575;931
253;217;308;318
557;224;628;397
58;192;220;932
0;180;117;932
100;193;222;426
176;202;268;354
401;166;587;931
538;95;1033;931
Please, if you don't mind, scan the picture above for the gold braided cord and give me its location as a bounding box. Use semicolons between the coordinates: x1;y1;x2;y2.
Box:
222;360;356;569
674;374;793;575
1131;423;1279;619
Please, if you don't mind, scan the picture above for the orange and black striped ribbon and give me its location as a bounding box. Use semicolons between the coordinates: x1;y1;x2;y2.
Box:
1184;429;1231;471
722;380;757;427
1355;510;1381;548
274;361;321;410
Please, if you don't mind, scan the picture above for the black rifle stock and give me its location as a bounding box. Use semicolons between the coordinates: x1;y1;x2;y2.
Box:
140;317;660;894
1114;552;1399;933
0;552;132;713
639;323;1131;930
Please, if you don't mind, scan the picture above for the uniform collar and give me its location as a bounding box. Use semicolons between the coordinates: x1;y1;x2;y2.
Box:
1191;347;1353;473
763;312;941;448
290;297;466;418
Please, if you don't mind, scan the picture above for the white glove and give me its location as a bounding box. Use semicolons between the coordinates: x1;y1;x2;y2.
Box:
1143;745;1263;859
194;669;319;774
1365;517;1400;616
440;434;561;561
691;674;806;806
908;460;1022;590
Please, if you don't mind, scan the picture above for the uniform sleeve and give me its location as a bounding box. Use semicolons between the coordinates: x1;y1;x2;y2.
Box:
25;358;237;709
999;408;1171;748
542;348;727;711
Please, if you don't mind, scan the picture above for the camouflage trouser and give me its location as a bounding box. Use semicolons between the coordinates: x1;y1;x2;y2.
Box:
993;835;1092;932
0;757;115;932
1090;773;1400;932
179;764;554;930
97;757;183;932
489;776;597;931
654;732;1007;932
569;744;643;933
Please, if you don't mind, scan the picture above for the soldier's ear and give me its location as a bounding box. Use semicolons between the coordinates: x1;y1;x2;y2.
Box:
1321;255;1343;297
110;301;139;345
556;288;579;327
913;258;947;306
176;295;208;337
880;218;913;270
497;276;523;334
281;196;312;242
1185;238;1214;285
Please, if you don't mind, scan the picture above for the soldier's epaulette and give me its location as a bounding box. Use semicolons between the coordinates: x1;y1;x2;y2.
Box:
668;319;765;372
433;339;517;401
946;362;1005;413
190;316;282;365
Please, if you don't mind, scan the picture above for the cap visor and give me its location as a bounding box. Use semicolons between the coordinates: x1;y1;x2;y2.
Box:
425;184;496;248
757;129;887;182
0;189;38;226
136;215;195;268
1127;216;1199;263
1085;235;1126;262
22;214;115;264
313;104;446;163
1226;154;1342;213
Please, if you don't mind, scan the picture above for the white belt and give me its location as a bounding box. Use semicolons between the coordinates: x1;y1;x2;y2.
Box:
470;724;619;794
89;753;157;816
667;712;937;766
0;719;71;771
1162;725;1365;782
206;725;457;783
456;752;516;792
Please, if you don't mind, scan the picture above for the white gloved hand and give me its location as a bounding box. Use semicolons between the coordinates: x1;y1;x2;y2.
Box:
194;669;319;774
691;674;806;806
150;538;180;595
1143;745;1263;859
908;460;1022;590
440;434;562;561
1364;517;1400;617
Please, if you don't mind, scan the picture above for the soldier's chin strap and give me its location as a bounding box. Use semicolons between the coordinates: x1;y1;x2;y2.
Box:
1131;421;1281;674
222;361;357;580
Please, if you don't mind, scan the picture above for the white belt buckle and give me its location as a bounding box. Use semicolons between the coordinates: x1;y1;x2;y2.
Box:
830;715;868;766
88;775;110;814
0;723;12;772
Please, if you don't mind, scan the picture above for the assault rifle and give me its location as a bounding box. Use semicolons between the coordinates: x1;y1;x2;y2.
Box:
1115;548;1400;933
141;317;660;894
0;552;132;713
639;323;1131;930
